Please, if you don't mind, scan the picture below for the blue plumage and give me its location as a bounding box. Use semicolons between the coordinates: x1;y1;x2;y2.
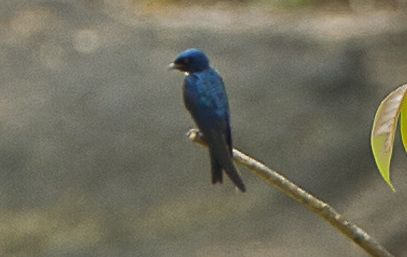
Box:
170;49;246;192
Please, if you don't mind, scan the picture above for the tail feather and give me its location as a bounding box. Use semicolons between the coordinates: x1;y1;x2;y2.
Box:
207;131;246;192
210;151;223;184
221;156;246;192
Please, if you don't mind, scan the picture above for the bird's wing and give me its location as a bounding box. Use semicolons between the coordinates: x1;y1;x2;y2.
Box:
204;74;233;153
183;71;233;150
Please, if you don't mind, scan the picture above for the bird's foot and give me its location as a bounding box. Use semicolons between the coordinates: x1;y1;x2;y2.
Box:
186;129;207;144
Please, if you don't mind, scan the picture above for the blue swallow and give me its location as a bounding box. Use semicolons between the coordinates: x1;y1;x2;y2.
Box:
169;49;246;192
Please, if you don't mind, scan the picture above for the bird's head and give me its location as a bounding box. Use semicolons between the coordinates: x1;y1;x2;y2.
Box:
169;48;210;73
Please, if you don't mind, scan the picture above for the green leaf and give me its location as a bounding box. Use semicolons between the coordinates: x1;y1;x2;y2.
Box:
371;84;407;192
400;97;407;152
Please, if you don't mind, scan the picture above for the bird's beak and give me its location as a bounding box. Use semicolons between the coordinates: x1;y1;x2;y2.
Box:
168;62;176;70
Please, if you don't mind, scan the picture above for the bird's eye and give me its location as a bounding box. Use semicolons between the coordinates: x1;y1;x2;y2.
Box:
183;58;190;64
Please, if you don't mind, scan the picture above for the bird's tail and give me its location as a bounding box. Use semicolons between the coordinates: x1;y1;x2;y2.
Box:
210;150;223;184
207;132;246;192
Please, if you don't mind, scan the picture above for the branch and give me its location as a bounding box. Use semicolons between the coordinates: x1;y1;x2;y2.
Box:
186;128;395;257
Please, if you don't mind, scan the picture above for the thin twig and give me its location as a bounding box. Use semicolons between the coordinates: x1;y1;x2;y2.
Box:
186;128;395;257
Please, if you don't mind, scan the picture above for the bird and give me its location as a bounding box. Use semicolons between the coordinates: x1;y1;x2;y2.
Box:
169;48;246;192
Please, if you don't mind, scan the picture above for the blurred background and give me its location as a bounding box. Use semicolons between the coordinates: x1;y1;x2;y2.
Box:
1;0;407;256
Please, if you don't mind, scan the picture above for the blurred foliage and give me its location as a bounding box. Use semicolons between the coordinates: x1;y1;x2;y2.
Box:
131;0;399;9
